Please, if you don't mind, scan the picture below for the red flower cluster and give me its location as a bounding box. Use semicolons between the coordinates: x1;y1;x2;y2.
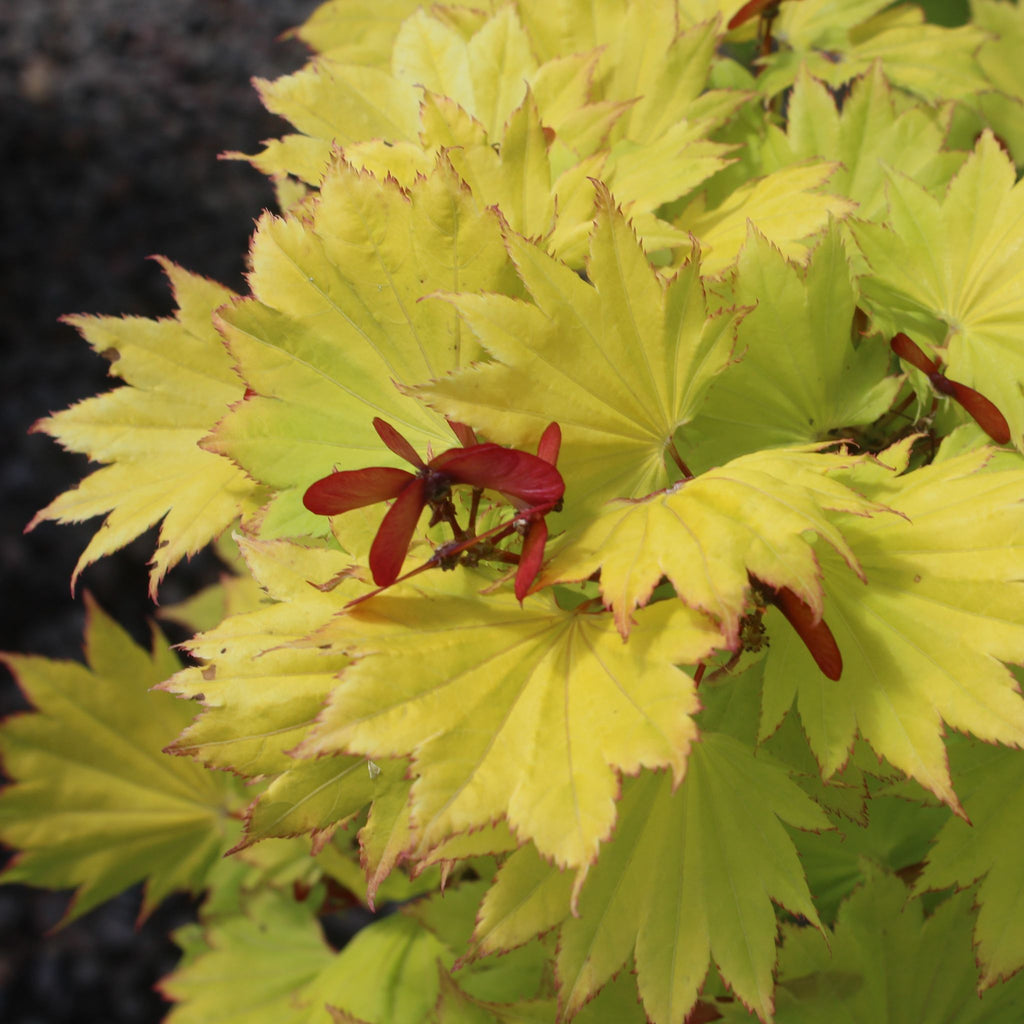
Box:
303;419;565;600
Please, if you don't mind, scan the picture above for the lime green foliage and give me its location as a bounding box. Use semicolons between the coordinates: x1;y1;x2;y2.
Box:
11;1;1024;1022
0;598;240;921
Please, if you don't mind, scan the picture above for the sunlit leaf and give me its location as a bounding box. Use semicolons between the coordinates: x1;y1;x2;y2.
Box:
762;445;1024;809
557;740;827;1022
206;157;520;535
416;190;741;526
541;446;882;643
29;262;262;594
852;132;1024;449
301;576;719;867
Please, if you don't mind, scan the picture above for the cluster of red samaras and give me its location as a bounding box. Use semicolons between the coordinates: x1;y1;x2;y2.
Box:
303;418;565;602
890;332;1011;444
303;335;1009;679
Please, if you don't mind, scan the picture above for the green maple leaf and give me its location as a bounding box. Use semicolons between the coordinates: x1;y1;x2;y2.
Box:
962;0;1024;167
761;443;1024;809
684;223;900;472
206;157;520;536
416;188;741;524
300;573;720;868
773;868;1024;1023
556;738;828;1023
356;762;418;908
759;0;989;101
238;755;381;853
0;598;239;922
433;968;556;1024
471;842;575;959
162;890;341;1024
761;66;964;223
29;261;263;595
915;739;1024;988
541;446;883;645
170;880;547;1024
851;131;1024;449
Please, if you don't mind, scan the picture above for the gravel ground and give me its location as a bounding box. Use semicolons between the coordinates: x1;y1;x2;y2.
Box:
1;2;319;1020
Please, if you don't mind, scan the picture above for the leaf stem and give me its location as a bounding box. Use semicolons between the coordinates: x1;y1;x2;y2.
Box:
666;439;694;480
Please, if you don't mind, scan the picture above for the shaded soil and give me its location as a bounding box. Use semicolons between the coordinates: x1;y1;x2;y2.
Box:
1;2;319;1019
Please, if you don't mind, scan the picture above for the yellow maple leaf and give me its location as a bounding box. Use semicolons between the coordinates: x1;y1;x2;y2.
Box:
29;261;263;595
300;575;721;868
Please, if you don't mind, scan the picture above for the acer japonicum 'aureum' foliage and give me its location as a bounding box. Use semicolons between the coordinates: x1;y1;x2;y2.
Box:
13;1;1024;1022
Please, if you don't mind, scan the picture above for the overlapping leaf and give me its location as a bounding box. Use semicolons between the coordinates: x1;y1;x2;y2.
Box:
915;739;1024;989
168;881;551;1024
416;190;741;525
758;0;989;100
0;599;239;921
393;6;536;139
761;66;963;223
852;132;1024;449
164;536;359;777
540;446;883;644
962;0;1024;167
29;261;262;594
772;869;1024;1023
162;891;338;1024
761;443;1024;809
556;740;828;1023
685;223;900;472
291;0;423;65
206;157;520;536
672;163;858;276
300;574;720;868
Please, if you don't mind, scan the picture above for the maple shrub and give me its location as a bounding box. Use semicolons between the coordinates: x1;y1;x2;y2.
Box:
9;0;1024;1021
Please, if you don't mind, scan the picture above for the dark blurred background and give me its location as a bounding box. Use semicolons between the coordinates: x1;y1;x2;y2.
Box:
1;2;317;1020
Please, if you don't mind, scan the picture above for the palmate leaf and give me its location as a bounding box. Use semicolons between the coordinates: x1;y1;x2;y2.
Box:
851;132;1024;450
0;598;239;922
300;573;721;868
758;0;989;101
772;869;1024;1023
915;739;1024;989
291;0;422;65
416;190;741;526
761;443;1024;809
159;535;411;858
684;223;900;472
163;536;358;778
556;740;828;1023
30;261;263;595
540;446;883;644
420;86;733;267
162;890;338;1024
206;156;520;536
393;6;536;139
166;879;553;1024
672;163;857;276
761;66;964;224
